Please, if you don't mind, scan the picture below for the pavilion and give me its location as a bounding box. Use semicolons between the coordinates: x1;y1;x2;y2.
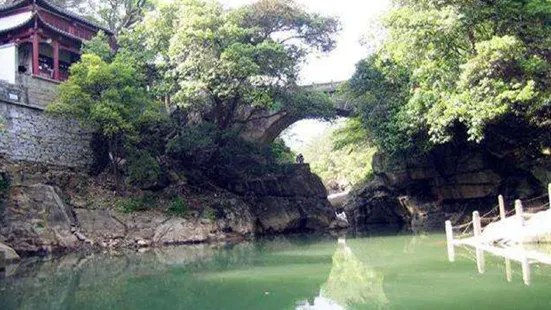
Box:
0;0;113;84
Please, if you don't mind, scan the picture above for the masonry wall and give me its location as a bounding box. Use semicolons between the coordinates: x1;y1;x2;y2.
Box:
18;74;59;108
0;78;93;167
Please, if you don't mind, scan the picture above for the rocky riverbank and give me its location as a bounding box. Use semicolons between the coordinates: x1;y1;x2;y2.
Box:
0;159;343;257
344;144;551;232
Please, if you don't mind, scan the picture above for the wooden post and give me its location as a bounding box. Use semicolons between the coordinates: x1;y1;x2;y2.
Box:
476;247;485;274
473;211;482;238
53;40;60;80
32;32;39;76
505;258;512;282
498;195;506;220
515;200;524;227
522;256;531;286
445;220;455;262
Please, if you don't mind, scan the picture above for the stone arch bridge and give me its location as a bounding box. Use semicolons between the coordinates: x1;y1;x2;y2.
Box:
239;81;353;144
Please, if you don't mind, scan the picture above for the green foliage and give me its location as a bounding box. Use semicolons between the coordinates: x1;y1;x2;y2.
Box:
48;41;166;187
83;31;113;62
346;56;413;153
148;0;340;129
116;198;143;213
347;0;551;155
302;120;376;187
117;191;159;213
95;0;154;33
48;53;160;141
45;0;154;33
166;197;188;216
269;138;296;164
116;194;157;213
127;150;161;187
203;207;216;222
166;122;217;161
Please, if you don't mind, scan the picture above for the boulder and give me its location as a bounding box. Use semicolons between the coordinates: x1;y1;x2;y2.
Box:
251;196;335;234
153;218;211;244
344;177;409;231
0;184;78;254
328;191;349;209
0;241;20;263
74;209;126;239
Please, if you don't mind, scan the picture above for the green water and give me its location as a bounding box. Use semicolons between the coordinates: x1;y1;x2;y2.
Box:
2;233;551;310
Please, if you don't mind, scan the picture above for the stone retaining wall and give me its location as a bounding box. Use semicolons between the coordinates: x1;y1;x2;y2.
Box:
18;74;59;108
0;76;92;167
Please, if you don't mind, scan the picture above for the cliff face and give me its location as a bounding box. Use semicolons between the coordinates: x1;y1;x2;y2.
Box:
344;144;551;232
0;159;337;256
222;164;336;234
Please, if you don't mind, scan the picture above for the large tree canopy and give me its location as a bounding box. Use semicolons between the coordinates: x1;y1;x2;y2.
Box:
348;0;551;156
143;0;341;130
46;0;341;184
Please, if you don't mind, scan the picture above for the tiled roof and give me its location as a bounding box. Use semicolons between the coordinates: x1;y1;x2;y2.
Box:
0;11;85;43
38;0;114;34
37;13;85;42
0;0;114;35
0;11;34;35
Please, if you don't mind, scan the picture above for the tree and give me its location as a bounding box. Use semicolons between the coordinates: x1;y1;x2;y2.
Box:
47;49;164;189
301;119;376;188
157;0;340;131
36;0;154;33
347;0;551;156
95;0;154;33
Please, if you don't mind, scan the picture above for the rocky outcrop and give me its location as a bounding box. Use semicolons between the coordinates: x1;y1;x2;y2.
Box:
344;176;408;231
0;184;79;255
345;144;549;232
1;184;256;254
222;164;337;233
0;160;337;255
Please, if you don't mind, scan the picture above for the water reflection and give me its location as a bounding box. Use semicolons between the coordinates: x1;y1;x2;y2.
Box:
447;241;551;286
297;237;388;310
4;234;551;309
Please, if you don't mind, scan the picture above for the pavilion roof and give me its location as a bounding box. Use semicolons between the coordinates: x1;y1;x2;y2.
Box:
0;11;92;43
0;11;33;34
0;0;114;35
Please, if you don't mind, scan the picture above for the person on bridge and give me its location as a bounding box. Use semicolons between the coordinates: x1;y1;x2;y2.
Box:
296;153;305;164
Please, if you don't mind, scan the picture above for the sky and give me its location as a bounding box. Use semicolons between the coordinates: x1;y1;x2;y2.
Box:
221;0;392;151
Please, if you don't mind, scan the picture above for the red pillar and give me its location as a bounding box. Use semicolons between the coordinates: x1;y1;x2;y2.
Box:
53;41;60;80
32;32;39;76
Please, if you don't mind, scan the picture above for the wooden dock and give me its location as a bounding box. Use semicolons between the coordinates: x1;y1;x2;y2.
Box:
445;184;551;285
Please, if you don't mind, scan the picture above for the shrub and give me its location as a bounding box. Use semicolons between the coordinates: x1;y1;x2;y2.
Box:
268;138;295;164
127;150;161;188
203;208;216;222
116;192;157;213
166;197;188;216
166;122;217;161
116;198;145;213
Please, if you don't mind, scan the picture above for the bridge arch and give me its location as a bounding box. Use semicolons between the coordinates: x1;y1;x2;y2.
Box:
239;81;353;144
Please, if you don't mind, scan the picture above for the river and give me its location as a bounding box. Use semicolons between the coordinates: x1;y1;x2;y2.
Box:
1;233;551;309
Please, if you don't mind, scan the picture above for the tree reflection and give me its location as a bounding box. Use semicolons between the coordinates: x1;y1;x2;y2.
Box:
298;238;389;310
